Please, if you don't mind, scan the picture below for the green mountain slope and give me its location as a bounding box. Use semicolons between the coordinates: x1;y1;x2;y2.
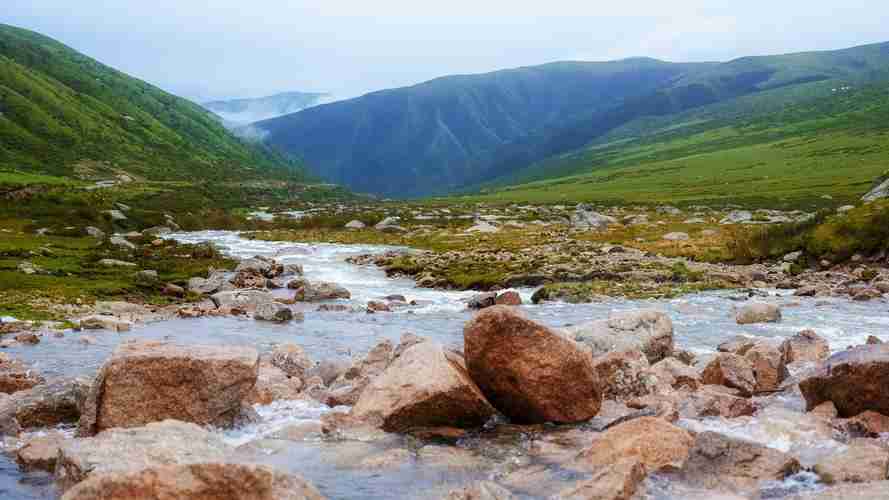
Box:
462;82;889;208
258;41;889;197
0;23;306;182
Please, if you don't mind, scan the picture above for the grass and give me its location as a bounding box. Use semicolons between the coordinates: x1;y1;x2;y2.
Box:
463;83;889;209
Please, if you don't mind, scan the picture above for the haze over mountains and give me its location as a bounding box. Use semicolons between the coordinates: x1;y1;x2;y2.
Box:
254;41;889;197
202;91;329;128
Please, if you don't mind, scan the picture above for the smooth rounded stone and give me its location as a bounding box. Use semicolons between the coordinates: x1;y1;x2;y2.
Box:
350;342;495;432
444;481;515;500
210;290;274;310
566;309;674;364
555;459;645;500
813;438;889;484
464;306;602;424
780;330;830;364
701;353;756;397
56;420;233;492
16;433;64;471
800;344;889;417
254;302;296;322
745;343;789;392
574;417;694;473
662;232;690;241
647;357;701;391
679;431;801;492
467;292;497;310
77;341;258;436
61;462;324;500
294;281;351;301
0;378;89;434
786;481;889;499
591;350;656;401
735;302;782;324
0;356;45;394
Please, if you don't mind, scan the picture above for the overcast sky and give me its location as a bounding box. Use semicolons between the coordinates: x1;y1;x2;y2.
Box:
5;1;889;102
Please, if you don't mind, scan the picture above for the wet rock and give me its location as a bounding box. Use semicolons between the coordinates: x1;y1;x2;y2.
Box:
574;417;694;472
680;431;801;492
271;344;313;379
78;315;132;332
786;481;889;499
591;350;655;401
717;335;757;355
800;344;889;417
0;378;88;434
867;335;884;345
567;309;674;363
350;342;495;432
210;289;274;310
813;438;889;484
781;330;830;364
294;281;351;301
852;287;883;301
745;343;789;392
647;357;701;391
78;341;258;436
62;462;324;500
16;434;63;472
445;481;515;500
247;358;304;405
14;332;40;344
56;420;233;492
366;300;391;312
735;302;782;324
838;410;889;437
232;270;268;289
495;291;522;306
254;302;296;322
464;306;602;424
0;356;44;394
555;460;645;500
467;292;497;310
701;353;756;397
307;359;349;386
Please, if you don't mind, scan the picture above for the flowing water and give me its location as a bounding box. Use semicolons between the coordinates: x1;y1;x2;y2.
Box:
2;231;887;499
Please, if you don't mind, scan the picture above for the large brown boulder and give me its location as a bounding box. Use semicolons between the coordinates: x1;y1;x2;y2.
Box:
647;357;700;391
0;378;89;435
61;463;323;500
464;306;602;424
566;309;673;363
700;353;756;396
680;431;801;491
744;343;789;392
574;417;694;473
77;341;258;436
781;330;830;364
56;420;233;492
678;385;757;419
800;344;889;417
813;438;889;484
350;342;495;432
735;303;782;325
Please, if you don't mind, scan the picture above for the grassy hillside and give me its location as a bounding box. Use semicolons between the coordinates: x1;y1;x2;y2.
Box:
0;23;306;182
462;82;889;208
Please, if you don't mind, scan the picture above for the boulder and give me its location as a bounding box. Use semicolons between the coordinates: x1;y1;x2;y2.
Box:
467;292;497;310
210;290;274;310
350;342;495;432
270;344;313;379
0;356;45;394
188;272;228;295
678;385;756;419
800;344;889;417
248;358;304;405
813;438;889;484
108;236;135;251
591;350;655;401
464;307;601;424
680;431;801;491
134;270;159;286
0;378;88;434
56;420;232;492
495;291;522;306
717;335;757;355
735;303;781;324
571;205;617;230
647;357;700;391
77;341;258;436
574;417;694;472
781;329;830;364
232;270;268;289
744;343;789;392
234;256;282;278
566;310;673;363
294;281;351;301
700;354;756;396
555;460;645;500
254;302;296;322
345;220;366;230
61;463;323;500
16;434;63;471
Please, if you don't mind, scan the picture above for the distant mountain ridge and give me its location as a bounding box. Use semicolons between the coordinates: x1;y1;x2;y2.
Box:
256;41;889;197
0;24;307;182
203;91;329;128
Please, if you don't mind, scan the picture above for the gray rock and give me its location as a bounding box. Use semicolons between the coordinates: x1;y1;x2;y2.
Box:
720;210;752;224
210;290;275;310
570;204;617;230
254;302;297;322
293;281;351;302
141;226;171;237
736;303;782;324
345;220;366;229
97;259;136;268
108;236;135;251
85;227;105;239
863;177;889;202
103;210;127;221
566;309;674;363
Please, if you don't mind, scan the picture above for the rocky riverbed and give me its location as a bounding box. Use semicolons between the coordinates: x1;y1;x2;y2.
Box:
2;231;889;499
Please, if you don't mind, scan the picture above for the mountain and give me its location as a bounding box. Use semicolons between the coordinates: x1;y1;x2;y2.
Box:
0;24;306;182
202;91;328;128
256;41;889;197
